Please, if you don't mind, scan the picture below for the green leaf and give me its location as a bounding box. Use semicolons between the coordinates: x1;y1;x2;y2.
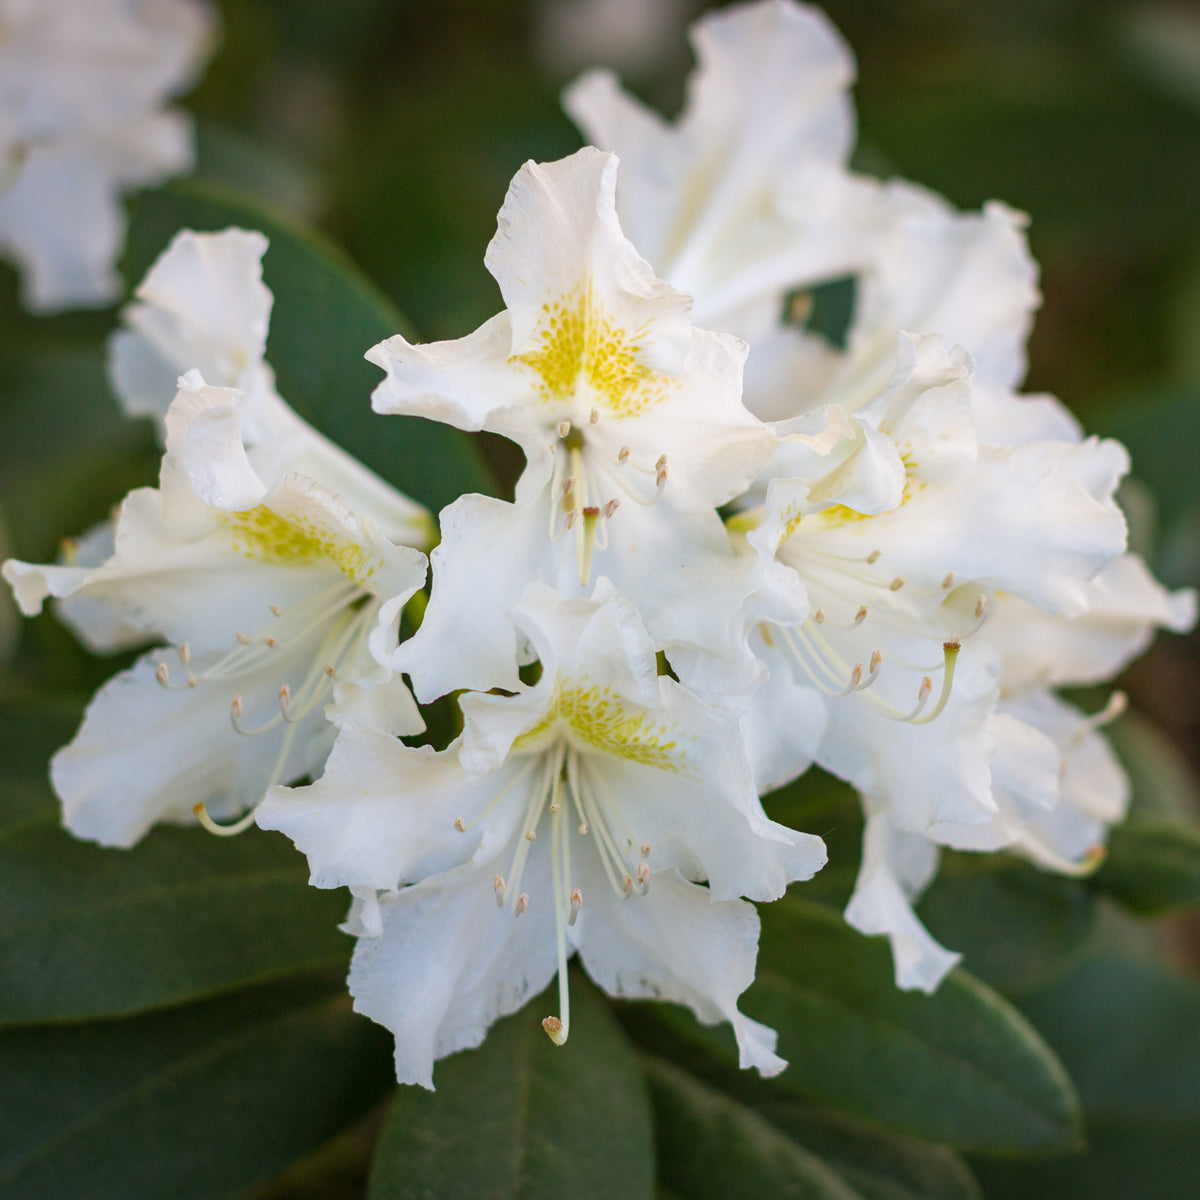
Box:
971;953;1200;1198
1092;712;1200;914
631;899;1082;1154
1094;820;1200;914
125;179;494;513
917;855;1095;992
367;970;653;1200
751;900;1083;1152
756;1102;982;1200
644;1055;865;1200
0;978;394;1200
0;745;352;1024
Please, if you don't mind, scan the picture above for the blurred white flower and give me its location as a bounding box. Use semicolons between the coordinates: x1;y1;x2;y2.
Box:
0;0;216;312
258;581;826;1087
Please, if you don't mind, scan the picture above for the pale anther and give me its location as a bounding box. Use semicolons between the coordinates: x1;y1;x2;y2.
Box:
617;445;630;464
515;892;528;917
493;874;506;906
589;407;599;424
640;841;651;858
565;509;579;530
235;631;250;645
655;454;667;472
179;642;191;666
603;498;619;519
622;873;634;895
278;683;290;708
975;594;988;620
866;549;882;564
270;604;283;617
454;816;466;833
637;863;650;886
231;694;244;718
264;634;278;648
568;888;583;926
814;609;826;624
558;420;571;438
324;665;336;677
525;829;537;842
155;662;169;686
889;576;905;591
942;572;955;590
578;821;589;835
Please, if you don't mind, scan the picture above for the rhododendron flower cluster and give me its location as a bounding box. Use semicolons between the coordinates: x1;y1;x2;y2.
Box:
5;0;1193;1088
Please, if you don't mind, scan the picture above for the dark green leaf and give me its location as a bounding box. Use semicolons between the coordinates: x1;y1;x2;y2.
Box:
368;969;653;1200
918;854;1095;992
126;179;494;513
971;953;1200;1198
632;899;1082;1154
1095;820;1200;914
0;978;393;1200
1092;712;1200;914
644;1055;864;1200
757;1101;982;1200
751;900;1083;1152
0;754;352;1023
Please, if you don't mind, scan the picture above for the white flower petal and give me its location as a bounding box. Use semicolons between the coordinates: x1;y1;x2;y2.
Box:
577;861;786;1076
844;812;960;993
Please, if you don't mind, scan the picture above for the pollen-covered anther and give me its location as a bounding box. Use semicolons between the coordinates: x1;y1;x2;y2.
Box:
557;420;571;438
942;572;955;590
277;683;291;711
155;662;170;686
888;576;905;592
454;816;467;833
869;649;882;674
637;862;650;886
525;829;537;842
264;634;278;648
814;609;826;624
603;498;619;519
568;888;583;926
493;874;506;906
235;630;250;645
270;604;283;617
622;873;634;896
565;509;579;530
866;549;882;564
515;892;529;917
231;694;244;719
324;665;336;677
542;1015;564;1041
589;407;599;424
640;841;652;858
578;821;589;835
617;445;630;464
179;642;191;666
548;801;560;814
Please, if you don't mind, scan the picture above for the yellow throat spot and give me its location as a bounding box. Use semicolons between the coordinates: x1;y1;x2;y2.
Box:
221;505;379;585
514;680;688;773
512;276;675;418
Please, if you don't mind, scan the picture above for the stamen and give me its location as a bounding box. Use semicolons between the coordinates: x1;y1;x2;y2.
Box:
558;420;571;438
179;642;191;666
235;631;250;645
264;635;278;648
568;888;582;925
454;816;467;832
577;507;601;587
942;572;955;590
637;862;650;887
1069;691;1128;746
622;873;634;895
889;576;905;592
515;893;528;917
494;874;506;906
270;604;284;617
156;662;169;686
617;445;629;464
603;498;619;519
526;829;537;842
589;407;599;424
546;802;572;1046
641;842;651;858
193;802;257;837
278;683;291;711
578;821;589;835
542;1015;566;1043
908;642;961;725
866;549;882;564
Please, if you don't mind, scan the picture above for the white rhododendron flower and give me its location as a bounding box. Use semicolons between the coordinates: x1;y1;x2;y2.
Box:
107;227;433;548
258;581;827;1087
369;146;795;701
564;0;1041;422
3;373;428;846
0;0;216;311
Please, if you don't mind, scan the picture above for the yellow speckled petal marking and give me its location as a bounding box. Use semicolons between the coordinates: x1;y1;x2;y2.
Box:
515;680;689;773
221;505;380;585
513;276;675;418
